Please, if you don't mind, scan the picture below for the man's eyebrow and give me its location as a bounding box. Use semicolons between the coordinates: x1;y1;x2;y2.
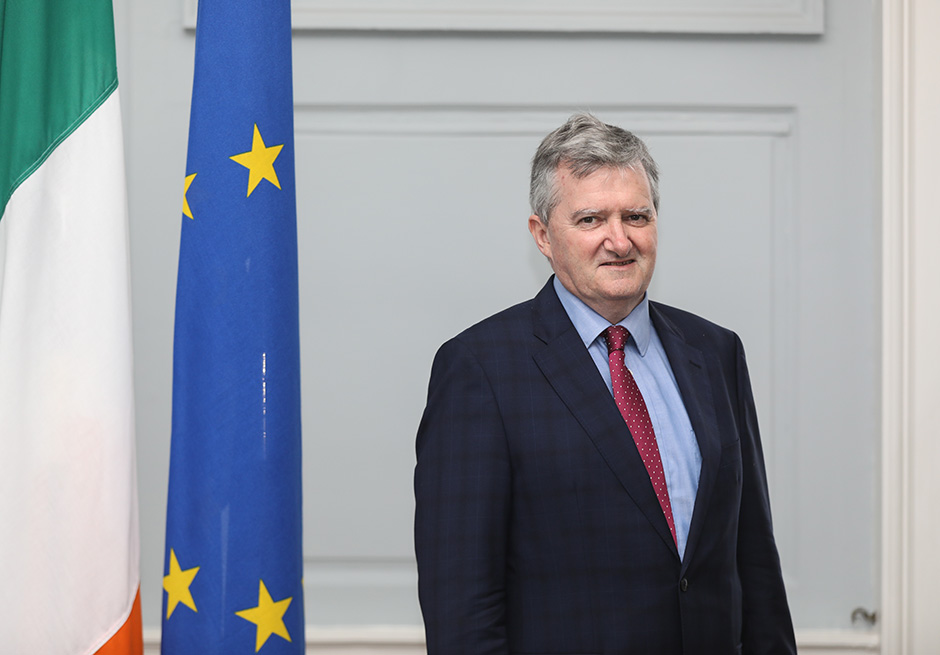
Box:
570;207;654;218
571;208;604;218
621;206;655;215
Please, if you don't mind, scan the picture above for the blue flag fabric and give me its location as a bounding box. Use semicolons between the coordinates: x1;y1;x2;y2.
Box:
162;1;303;652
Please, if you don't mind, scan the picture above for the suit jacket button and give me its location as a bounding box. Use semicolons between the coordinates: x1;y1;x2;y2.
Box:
680;578;689;592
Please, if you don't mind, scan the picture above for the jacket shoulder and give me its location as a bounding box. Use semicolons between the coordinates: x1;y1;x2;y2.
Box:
650;301;741;351
455;298;535;341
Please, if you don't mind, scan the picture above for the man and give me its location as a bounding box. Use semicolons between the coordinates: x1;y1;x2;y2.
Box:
414;113;796;654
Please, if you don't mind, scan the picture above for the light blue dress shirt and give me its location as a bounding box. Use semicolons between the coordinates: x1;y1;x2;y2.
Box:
553;277;702;559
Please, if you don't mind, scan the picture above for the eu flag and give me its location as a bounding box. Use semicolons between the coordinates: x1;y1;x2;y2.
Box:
162;0;304;652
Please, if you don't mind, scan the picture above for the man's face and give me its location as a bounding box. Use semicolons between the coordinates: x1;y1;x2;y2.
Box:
528;164;658;324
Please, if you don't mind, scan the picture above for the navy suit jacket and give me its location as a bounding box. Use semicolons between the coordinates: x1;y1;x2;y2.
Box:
414;278;796;655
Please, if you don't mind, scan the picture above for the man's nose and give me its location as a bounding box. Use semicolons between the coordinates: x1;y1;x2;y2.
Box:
605;219;632;254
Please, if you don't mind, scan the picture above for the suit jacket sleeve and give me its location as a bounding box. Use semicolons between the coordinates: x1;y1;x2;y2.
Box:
414;337;511;655
734;334;797;654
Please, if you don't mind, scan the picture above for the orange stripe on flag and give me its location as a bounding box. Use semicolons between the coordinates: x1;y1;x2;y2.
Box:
96;589;143;655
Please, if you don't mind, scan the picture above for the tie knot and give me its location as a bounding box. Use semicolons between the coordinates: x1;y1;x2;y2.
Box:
603;325;630;353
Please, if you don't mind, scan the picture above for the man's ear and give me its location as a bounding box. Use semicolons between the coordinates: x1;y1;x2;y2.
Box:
528;214;552;260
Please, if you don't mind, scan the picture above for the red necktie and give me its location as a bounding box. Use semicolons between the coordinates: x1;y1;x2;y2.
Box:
603;325;677;546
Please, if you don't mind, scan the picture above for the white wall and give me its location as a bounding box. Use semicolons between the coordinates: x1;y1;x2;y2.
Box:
115;0;882;647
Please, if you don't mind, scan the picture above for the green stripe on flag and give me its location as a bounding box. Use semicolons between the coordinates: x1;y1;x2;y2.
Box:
0;0;118;219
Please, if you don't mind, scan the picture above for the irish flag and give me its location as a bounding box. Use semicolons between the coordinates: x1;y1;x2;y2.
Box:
0;1;142;653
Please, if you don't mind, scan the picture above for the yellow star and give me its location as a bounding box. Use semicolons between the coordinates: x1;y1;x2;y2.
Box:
163;549;199;619
229;124;283;197
235;579;293;651
182;173;197;219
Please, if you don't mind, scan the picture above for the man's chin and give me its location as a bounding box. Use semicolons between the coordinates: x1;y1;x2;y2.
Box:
596;282;647;303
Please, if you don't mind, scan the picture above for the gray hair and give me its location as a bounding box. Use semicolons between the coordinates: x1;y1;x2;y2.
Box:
529;113;659;223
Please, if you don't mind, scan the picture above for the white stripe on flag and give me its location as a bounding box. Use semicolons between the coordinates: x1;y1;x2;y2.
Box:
0;92;139;654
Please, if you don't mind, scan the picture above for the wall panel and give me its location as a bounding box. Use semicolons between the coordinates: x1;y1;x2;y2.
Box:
122;0;879;643
184;0;824;33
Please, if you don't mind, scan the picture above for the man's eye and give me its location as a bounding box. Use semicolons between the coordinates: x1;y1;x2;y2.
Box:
580;216;597;224
627;214;649;224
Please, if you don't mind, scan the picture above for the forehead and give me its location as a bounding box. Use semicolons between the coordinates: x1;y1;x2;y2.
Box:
555;164;653;204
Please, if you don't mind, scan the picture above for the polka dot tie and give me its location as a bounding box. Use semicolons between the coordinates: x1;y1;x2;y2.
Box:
603;325;677;546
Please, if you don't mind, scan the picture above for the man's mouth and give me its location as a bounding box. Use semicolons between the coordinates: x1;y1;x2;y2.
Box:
600;259;634;267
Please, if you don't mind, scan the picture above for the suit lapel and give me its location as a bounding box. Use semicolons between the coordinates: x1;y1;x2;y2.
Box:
649;304;722;572
530;281;679;556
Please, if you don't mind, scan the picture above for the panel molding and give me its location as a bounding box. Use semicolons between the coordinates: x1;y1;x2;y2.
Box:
881;0;940;653
302;558;416;582
295;102;801;592
183;0;824;34
292;103;795;137
880;0;910;651
143;627;877;654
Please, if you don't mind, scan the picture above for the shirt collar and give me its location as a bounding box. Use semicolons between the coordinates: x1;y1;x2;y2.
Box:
552;276;652;356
